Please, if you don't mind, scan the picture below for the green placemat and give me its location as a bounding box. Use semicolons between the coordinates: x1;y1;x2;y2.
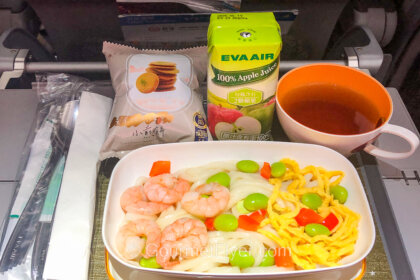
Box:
88;160;393;279
363;221;393;279
88;172;108;279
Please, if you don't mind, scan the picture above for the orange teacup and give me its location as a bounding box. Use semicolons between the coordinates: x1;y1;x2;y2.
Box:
275;64;419;159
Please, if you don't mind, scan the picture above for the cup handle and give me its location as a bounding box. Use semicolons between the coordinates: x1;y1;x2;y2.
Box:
363;124;420;159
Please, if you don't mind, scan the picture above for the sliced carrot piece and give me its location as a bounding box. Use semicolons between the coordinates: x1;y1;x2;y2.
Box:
149;161;171;177
205;217;215;231
248;209;267;223
260;162;271;179
274;247;294;267
238;215;260;231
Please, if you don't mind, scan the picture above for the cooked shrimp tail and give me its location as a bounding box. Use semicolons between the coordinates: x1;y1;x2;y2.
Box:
120;185;171;216
143;174;191;204
181;183;230;217
156;218;208;269
116;219;162;260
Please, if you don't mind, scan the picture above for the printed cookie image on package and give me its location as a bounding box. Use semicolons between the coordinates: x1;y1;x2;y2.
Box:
127;55;192;112
100;42;211;159
145;61;179;91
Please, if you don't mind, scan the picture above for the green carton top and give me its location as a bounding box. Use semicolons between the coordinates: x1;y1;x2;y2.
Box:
208;12;281;51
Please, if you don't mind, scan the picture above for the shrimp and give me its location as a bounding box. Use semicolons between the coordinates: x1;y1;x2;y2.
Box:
115;219;161;260
156;218;208;268
120;185;170;216
181;183;230;217
143;173;191;204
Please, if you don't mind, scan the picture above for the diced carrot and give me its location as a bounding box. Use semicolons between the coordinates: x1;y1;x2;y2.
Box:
149;161;171;177
274;247;294;267
249;209;267;223
260;162;271;179
205;217;215;231
238;215;260;231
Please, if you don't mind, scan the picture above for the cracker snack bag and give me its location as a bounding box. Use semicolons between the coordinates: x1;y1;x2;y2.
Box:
207;12;282;140
100;42;210;159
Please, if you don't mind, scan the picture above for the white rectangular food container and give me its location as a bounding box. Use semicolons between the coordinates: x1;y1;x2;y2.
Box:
102;141;375;279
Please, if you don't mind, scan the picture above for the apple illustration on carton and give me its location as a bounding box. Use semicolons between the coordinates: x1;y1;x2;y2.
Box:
215;116;262;139
208;103;262;139
208;103;243;136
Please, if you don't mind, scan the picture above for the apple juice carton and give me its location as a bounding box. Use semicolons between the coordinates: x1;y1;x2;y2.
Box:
207;12;282;140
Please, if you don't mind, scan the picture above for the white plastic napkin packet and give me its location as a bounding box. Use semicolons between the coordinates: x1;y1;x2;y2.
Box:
43;91;112;280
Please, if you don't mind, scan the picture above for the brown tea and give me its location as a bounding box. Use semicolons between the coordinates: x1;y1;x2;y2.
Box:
280;83;383;135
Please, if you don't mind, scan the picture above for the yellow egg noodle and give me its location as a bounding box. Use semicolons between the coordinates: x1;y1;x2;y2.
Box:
258;158;360;270
116;159;360;273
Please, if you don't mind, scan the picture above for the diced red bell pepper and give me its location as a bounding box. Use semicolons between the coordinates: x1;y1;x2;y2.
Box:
274;247;294;267
260;162;271;179
238;215;260;231
149;161;171;177
321;213;339;231
204;217;215;231
249;209;267;223
294;208;323;227
238;209;267;231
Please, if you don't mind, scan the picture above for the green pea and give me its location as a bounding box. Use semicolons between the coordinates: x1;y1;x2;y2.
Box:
301;193;323;210
271;162;286;178
206;172;231;187
236;160;260;173
139;257;161;269
243;193;269;211
304;223;331;237
236;200;251;214
229;250;255;268
214;214;238;232
259;250;275;267
201;194;210;198
330;185;348;204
